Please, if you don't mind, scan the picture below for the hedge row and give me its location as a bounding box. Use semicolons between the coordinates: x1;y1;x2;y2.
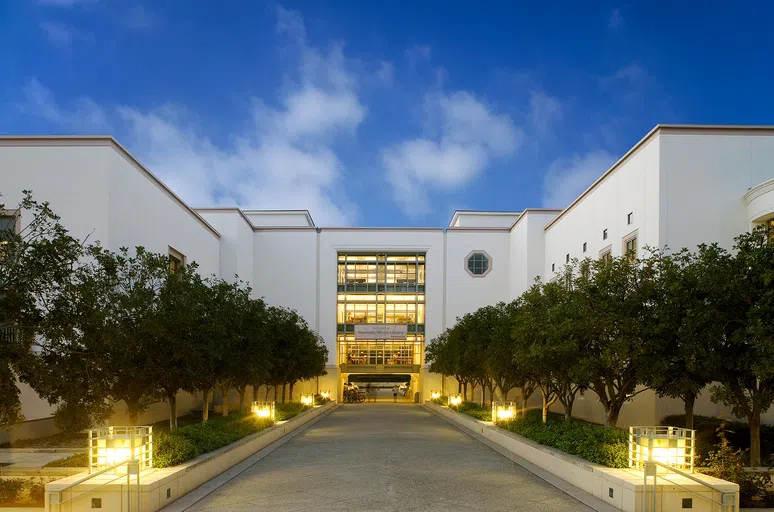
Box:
662;414;774;463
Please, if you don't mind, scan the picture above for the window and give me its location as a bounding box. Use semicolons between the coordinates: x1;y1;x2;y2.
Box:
766;218;774;243
465;251;491;277
627;212;634;225
168;247;185;273
551;263;555;272
0;210;20;255
599;247;612;261
602;229;608;240
582;242;587;253
565;253;570;263
624;235;638;262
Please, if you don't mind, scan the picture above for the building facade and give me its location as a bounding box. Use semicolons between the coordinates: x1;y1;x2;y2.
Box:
2;125;774;440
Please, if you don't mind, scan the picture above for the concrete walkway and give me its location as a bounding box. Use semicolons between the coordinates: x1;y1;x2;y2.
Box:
186;404;593;512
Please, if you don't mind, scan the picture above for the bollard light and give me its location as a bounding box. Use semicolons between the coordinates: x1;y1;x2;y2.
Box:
88;426;152;474
449;394;462;407
251;401;276;422
300;393;314;406
320;390;331;400
492;401;517;423
629;426;695;473
430;390;441;400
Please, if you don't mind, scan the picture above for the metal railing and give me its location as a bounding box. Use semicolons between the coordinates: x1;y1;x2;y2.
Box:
642;461;737;512
47;459;142;512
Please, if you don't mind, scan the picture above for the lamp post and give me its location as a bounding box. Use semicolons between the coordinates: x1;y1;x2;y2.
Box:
492;401;517;423
88;426;152;474
250;401;276;422
629;426;695;473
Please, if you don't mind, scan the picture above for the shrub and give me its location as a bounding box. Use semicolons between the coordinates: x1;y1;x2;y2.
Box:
431;395;448;406
314;394;330;406
0;478;26;505
703;432;774;508
275;403;309;421
500;410;628;468
662;414;774;463
154;412;273;468
44;451;89;467
456;401;492;422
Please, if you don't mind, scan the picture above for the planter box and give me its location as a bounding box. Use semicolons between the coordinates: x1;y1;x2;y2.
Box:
44;403;336;512
426;402;738;512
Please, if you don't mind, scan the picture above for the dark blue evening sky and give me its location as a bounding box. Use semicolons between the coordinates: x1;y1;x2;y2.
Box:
2;1;773;226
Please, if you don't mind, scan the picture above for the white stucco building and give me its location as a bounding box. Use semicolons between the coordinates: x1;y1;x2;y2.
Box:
2;124;774;440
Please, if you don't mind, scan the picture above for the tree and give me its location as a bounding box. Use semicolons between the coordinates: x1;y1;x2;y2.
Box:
0;191;83;428
37;246;167;425
704;230;774;466
571;256;652;428
642;249;718;430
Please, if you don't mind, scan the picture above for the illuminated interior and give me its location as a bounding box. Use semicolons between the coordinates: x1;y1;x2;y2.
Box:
88;426;153;474
251;401;275;421
338;338;423;366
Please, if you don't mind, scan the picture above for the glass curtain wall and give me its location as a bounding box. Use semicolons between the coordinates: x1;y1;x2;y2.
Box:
337;253;425;366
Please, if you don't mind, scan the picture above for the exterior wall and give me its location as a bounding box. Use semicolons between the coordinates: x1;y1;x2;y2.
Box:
444;229;511;324
508;211;559;298
452;212;520;228
196;210;255;282
660;131;774;252
244;211;312;227
544;134;661;278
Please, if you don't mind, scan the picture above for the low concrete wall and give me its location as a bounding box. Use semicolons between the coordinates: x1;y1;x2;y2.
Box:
44;403;336;512
426;402;739;512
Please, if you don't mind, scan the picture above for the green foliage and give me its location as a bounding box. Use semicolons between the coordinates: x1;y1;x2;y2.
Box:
456;401;492;421
663;414;774;462
44;451;89;467
0;478;26;505
703;431;774;508
154;412;274;467
314;394;330;406
501;411;628;468
275;402;309;421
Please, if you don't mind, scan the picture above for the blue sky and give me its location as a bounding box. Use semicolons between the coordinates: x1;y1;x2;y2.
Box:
2;1;774;227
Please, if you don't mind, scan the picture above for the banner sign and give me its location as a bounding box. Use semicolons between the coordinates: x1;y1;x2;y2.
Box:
354;324;408;340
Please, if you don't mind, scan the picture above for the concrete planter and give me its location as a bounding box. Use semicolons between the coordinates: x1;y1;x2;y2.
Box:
44;403;336;512
426;402;739;512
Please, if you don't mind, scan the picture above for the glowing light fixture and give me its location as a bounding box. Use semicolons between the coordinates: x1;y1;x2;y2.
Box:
320;390;331;400
492;401;517;423
251;401;276;422
300;393;314;406
430;390;441;400
449;394;462;407
88;426;152;474
629;426;695;473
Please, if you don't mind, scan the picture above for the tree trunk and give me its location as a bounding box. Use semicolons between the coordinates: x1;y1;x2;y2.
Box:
462;381;468;401
282;383;287;404
289;382;295;402
749;411;762;467
684;393;696;431
220;384;230;416
540;390;557;424
253;386;259;402
604;406;620;429
481;383;486;407
168;392;177;430
126;401;140;426
202;390;210;423
266;386;271;401
564;399;573;421
457;380;462;394
273;385;278;402
238;386;247;413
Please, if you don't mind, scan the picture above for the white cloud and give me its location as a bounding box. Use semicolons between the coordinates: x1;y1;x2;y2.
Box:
609;8;623;29
542;151;617;209
39;21;92;47
20;7;364;226
528;90;562;136
382;91;522;216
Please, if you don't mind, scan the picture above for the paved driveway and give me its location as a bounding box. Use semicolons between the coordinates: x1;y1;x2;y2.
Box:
187;404;593;512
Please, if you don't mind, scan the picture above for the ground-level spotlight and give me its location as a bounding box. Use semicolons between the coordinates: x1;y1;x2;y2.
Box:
251;401;276;422
629;426;695;473
448;394;462;407
88;426;152;474
300;393;314;406
492;401;517;423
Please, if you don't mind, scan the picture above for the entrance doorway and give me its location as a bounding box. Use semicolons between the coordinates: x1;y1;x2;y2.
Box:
344;373;418;403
